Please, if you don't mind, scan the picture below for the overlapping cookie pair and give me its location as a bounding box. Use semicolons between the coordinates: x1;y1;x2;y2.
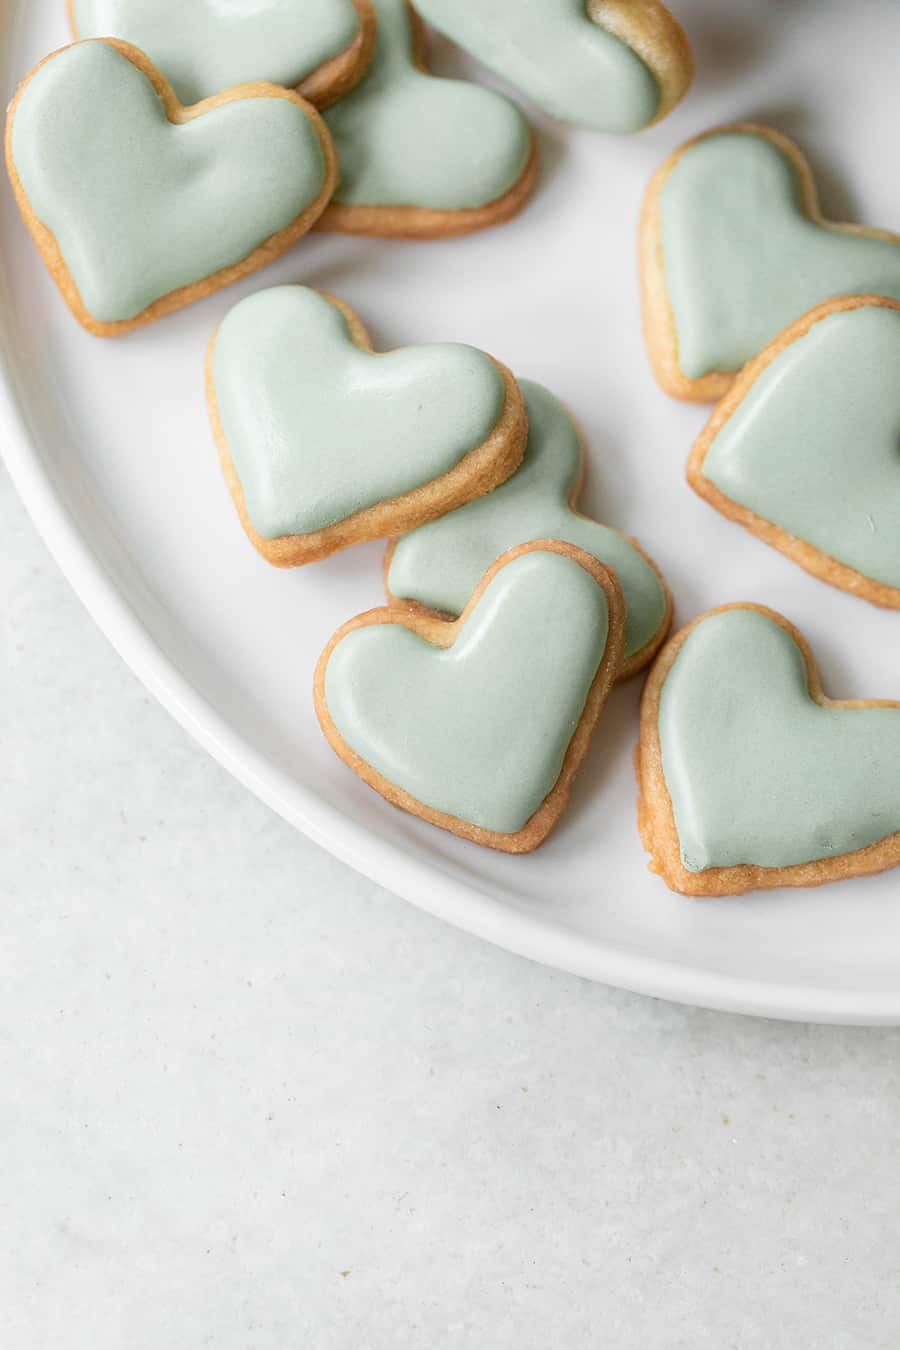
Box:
208;284;672;853
12;9;900;896
640;125;900;607
4;0;693;335
637;125;900;897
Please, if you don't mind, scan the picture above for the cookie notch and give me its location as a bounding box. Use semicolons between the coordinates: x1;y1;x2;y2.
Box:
4;39;339;337
316;540;627;853
382;383;673;680
385;538;669;683
637;602;900;896
206;290;528;566
317;1;539;239
687;294;900;610
66;0;379;109
639;122;900;403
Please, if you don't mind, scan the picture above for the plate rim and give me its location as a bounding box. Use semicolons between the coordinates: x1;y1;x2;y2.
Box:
3;344;900;1026
3;0;897;1025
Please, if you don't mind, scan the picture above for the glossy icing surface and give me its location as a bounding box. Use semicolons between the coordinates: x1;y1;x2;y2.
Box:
660;131;900;378
323;0;531;209
212;286;506;538
10;42;328;323
71;0;361;105
658;609;900;871
388;380;666;660
703;305;900;589
414;0;659;132
325;550;610;833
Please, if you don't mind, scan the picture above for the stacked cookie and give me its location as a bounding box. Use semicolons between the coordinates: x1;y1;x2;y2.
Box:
7;4;900;896
636;123;900;895
4;0;693;331
206;284;672;850
3;1;688;853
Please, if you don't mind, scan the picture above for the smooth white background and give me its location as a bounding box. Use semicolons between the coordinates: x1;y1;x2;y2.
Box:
5;0;900;1338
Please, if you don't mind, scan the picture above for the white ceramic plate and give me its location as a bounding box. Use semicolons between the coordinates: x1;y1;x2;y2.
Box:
4;0;900;1023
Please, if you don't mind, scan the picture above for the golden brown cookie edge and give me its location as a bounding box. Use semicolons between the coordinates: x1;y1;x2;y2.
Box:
315;538;627;853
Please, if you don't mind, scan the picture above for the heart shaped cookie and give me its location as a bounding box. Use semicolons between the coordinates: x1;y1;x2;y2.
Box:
68;0;377;108
385;379;671;677
640;124;900;401
207;285;527;564
318;0;537;238
415;0;692;132
689;295;900;610
637;605;900;896
4;40;337;335
316;541;626;851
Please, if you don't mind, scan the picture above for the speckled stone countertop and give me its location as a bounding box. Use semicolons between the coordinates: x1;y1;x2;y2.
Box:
4;464;899;1347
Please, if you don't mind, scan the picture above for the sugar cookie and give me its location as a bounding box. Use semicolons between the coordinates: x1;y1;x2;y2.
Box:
688;295;900;609
319;0;537;238
207;286;527;565
67;0;377;107
385;379;671;677
415;0;693;132
4;40;337;335
640;124;900;401
637;604;900;896
316;541;626;852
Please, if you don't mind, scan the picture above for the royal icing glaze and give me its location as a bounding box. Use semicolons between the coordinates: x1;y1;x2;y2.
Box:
658;608;900;872
413;0;660;132
701;304;900;591
659;130;900;379
323;0;531;210
211;286;506;539
70;0;362;105
388;380;667;664
9;42;329;324
324;550;611;834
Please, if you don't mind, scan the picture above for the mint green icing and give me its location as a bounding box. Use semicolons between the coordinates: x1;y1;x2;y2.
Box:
71;0;361;105
414;0;659;132
323;0;531;209
325;549;610;833
212;286;506;538
388;380;666;662
660;131;900;379
658;608;900;872
702;305;900;591
10;42;328;324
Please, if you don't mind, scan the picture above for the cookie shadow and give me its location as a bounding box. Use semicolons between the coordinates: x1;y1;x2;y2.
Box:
577;435;643;537
290;236;398;296
555;679;644;841
675;0;774;94
532;120;569;196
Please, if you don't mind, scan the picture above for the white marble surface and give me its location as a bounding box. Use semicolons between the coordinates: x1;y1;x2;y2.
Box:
4;463;900;1346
